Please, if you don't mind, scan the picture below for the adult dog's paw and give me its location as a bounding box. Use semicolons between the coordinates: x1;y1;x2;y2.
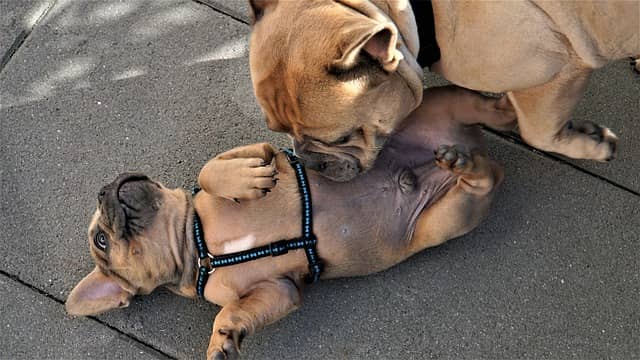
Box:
631;57;640;74
574;121;618;161
435;145;473;173
208;327;246;360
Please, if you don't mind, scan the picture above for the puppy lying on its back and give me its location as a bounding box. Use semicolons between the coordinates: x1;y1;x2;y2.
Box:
66;86;514;359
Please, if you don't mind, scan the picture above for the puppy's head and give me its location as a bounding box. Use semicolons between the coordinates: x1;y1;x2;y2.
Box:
249;0;423;181
66;173;189;316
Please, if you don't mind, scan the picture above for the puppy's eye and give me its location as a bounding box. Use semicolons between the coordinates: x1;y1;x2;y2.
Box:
94;231;107;251
334;134;351;145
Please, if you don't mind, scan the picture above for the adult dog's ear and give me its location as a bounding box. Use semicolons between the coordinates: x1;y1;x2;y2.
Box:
66;267;133;316
248;0;277;24
331;18;402;73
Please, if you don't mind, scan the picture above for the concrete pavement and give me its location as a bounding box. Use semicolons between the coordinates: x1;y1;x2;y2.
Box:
1;0;638;359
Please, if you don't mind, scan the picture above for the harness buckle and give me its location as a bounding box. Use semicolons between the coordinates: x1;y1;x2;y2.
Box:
198;254;216;274
281;148;300;165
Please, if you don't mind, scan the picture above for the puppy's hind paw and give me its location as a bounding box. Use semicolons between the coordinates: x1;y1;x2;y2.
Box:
435;144;473;173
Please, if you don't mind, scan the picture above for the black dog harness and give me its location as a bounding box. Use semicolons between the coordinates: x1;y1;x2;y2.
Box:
192;149;324;298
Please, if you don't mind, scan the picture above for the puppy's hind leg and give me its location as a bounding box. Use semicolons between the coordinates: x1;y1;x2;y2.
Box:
631;56;640;74
207;278;301;360
405;145;503;256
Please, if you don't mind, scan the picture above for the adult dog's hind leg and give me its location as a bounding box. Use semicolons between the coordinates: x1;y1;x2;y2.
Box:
508;64;618;161
406;145;503;256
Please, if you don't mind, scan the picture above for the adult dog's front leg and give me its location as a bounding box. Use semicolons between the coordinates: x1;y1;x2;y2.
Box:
199;143;278;201
507;64;618;161
207;278;301;360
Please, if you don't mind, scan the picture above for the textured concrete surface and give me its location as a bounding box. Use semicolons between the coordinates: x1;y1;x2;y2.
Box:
0;0;53;62
0;274;166;359
1;0;638;359
197;0;250;23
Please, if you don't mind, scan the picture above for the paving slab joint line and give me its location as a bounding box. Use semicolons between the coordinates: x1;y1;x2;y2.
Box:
0;269;176;360
191;0;250;25
0;0;57;75
483;126;640;197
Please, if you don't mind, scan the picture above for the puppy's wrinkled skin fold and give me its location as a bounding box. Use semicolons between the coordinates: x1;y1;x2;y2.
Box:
67;87;512;359
249;0;639;180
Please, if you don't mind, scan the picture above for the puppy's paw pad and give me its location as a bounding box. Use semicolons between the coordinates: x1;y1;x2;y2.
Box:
575;121;618;161
435;144;472;172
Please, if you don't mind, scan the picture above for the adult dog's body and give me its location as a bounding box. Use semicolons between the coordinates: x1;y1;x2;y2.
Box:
66;87;511;359
249;0;639;181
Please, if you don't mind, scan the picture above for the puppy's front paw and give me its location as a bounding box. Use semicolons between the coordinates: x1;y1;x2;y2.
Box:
216;158;278;201
208;327;246;360
435;145;473;173
235;158;279;200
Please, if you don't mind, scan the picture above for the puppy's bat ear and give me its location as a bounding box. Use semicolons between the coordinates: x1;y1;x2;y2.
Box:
66;267;133;316
248;0;277;24
331;19;402;73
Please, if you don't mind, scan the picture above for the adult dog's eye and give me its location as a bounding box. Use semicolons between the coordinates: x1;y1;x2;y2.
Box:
334;134;351;145
94;231;107;251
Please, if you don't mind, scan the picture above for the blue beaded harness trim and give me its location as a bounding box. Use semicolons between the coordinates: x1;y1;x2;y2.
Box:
193;148;324;298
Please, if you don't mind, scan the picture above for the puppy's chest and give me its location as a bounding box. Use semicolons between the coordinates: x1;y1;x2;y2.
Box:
198;196;299;256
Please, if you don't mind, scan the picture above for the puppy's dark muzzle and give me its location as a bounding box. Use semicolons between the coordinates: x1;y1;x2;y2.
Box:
98;172;160;238
98;172;151;201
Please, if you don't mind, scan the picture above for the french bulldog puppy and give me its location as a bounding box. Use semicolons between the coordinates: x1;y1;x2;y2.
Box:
66;86;514;359
249;0;639;181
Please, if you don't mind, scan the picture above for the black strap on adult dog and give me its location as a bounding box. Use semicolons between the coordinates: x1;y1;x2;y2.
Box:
193;149;324;298
409;0;440;68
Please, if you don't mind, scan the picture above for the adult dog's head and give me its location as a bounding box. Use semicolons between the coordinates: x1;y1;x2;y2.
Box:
66;173;193;316
249;0;423;181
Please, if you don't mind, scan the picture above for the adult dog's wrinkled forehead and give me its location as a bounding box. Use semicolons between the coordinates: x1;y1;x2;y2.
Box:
248;0;423;135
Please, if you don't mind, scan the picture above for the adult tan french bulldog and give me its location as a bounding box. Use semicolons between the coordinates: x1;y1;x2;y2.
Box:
249;0;639;181
66;86;514;359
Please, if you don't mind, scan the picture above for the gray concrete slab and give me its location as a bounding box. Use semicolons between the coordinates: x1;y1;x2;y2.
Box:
0;274;165;359
0;0;252;109
1;1;638;359
0;0;53;66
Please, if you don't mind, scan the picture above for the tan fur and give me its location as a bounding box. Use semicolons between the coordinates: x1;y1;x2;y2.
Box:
66;87;507;359
249;0;639;178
